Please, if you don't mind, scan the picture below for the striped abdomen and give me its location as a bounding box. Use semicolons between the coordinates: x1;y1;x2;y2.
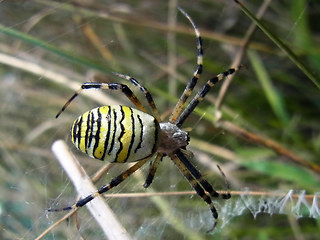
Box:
71;105;160;163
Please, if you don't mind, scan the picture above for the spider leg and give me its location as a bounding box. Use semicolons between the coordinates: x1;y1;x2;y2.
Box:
169;7;203;123
176;66;241;127
113;73;161;122
56;82;146;118
216;164;231;198
48;156;150;212
143;153;164;188
170;152;218;231
175;149;231;199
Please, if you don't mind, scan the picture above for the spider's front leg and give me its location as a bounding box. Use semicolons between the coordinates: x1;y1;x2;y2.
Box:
56;82;146;118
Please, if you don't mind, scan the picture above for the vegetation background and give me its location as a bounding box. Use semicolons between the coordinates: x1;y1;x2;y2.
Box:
0;0;319;239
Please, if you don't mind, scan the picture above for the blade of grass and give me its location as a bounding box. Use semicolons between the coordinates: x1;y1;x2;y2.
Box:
234;0;320;89
0;23;111;73
242;160;320;190
248;50;289;124
291;0;320;70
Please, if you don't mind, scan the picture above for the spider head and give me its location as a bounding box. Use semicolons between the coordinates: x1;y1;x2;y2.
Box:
158;122;189;154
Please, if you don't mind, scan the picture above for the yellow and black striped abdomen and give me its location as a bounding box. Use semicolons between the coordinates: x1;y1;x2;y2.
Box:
71;105;160;163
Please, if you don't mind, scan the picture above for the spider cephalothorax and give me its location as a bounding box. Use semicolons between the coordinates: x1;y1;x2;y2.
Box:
158;122;189;154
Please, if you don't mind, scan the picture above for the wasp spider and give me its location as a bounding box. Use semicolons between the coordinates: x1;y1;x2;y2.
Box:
50;7;240;230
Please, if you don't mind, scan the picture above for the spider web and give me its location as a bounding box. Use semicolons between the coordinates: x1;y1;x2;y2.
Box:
222;190;320;227
132;190;320;239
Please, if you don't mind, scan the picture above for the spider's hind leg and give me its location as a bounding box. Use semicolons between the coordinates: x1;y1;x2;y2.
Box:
170;151;219;231
216;165;231;199
175;149;231;200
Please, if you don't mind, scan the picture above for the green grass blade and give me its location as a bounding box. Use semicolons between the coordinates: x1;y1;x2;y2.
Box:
234;0;320;89
248;50;289;124
0;23;111;73
242;160;319;191
291;0;320;70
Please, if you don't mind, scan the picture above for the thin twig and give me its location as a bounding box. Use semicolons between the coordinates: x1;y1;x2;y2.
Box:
102;190;317;203
35;210;76;240
217;120;320;174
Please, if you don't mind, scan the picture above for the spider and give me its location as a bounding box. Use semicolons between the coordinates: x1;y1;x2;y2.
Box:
50;7;240;231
